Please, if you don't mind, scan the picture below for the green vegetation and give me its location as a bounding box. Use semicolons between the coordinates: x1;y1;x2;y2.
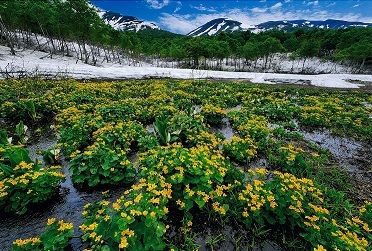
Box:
0;78;371;250
0;128;65;215
0;1;371;72
12;218;74;251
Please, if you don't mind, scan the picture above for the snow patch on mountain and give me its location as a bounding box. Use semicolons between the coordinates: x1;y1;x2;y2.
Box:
252;19;372;32
187;18;242;37
189;18;372;36
97;10;160;32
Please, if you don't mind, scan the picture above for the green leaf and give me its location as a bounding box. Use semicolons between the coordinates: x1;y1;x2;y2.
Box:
8;148;32;167
117;218;128;231
101;245;111;251
0;130;9;145
0;163;13;176
195;198;205;208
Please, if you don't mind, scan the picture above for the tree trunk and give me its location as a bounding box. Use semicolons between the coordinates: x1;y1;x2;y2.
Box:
358;58;366;73
302;58;307;73
0;15;16;55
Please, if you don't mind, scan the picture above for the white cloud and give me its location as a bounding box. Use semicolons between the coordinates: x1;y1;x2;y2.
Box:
271;2;283;10
251;7;268;13
191;4;217;12
307;1;319;6
174;1;182;13
146;0;170;9
352;4;361;8
285;0;292;3
159;13;197;34
327;2;336;7
158;3;372;35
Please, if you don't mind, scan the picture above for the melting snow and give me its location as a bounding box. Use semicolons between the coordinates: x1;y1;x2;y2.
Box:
0;46;371;89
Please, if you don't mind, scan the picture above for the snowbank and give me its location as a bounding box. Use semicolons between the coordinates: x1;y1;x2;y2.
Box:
1;46;371;89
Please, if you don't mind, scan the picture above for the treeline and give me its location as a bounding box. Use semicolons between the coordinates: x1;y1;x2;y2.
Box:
0;0;371;72
137;28;372;72
0;0;140;64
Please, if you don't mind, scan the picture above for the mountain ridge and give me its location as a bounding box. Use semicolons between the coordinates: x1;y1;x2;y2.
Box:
187;18;372;36
94;5;371;36
98;10;160;32
187;18;242;36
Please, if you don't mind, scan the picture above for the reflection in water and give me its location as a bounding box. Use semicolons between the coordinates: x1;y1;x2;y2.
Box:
301;129;371;181
8;116;369;251
0;127;127;250
210;118;235;140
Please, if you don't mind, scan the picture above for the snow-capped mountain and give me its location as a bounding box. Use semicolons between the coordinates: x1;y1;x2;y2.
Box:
188;18;372;36
187;18;242;36
98;10;160;32
254;19;372;32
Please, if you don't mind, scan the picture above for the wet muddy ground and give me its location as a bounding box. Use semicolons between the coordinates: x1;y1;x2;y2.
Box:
0;116;371;251
0;123;129;250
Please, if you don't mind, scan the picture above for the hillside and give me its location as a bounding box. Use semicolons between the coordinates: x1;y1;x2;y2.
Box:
98;10;160;32
188;18;372;36
187;18;242;36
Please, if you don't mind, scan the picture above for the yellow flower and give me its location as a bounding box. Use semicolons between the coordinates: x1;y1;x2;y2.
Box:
163;206;169;214
47;218;56;226
134;193;143;203
314;245;327;251
89;232;97;238
112;202;121;211
58;221;73;231
311;152;320;158
119;237;129;248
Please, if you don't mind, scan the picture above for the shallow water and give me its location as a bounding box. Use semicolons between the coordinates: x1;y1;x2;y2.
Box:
2;117;370;250
264;78;311;86
210;118;235;140
195;225;283;251
301;129;372;181
0;127;128;250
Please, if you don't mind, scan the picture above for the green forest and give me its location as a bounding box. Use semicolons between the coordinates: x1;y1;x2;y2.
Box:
0;0;371;72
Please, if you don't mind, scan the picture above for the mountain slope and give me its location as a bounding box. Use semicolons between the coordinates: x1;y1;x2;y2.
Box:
187;18;242;36
188;18;372;36
98;10;160;32
254;19;372;32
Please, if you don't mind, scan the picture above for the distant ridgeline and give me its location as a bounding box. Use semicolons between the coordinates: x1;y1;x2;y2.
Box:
254;19;372;33
187;18;372;37
0;0;371;74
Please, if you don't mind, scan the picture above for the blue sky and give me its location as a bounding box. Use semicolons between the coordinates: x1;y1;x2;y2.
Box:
90;0;372;34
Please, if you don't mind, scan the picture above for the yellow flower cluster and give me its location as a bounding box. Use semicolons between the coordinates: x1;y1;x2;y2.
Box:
57;220;74;231
212;201;227;215
13;161;33;171
5;79;370;250
359;201;371;214
201;104;227;116
331;230;369;251
239;169;277;216
13;237;41;247
279;144;305;162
